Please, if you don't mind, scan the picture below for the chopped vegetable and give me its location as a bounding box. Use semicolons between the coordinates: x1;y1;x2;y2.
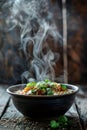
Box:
61;84;67;90
16;79;74;96
47;88;53;95
26;82;36;87
44;79;51;83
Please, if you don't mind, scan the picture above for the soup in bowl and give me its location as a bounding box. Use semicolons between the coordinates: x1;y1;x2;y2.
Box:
7;80;79;120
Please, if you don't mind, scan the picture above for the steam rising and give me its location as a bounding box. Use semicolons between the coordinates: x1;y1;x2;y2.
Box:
7;0;62;82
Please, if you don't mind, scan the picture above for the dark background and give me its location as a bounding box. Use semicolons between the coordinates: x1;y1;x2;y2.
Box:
0;0;87;85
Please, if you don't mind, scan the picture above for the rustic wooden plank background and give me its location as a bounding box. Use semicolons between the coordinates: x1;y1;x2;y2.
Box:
0;0;87;84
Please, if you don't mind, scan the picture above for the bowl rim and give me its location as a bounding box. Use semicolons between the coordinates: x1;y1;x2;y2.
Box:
7;83;79;98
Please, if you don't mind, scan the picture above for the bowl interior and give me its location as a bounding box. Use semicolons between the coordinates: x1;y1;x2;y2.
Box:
7;83;79;98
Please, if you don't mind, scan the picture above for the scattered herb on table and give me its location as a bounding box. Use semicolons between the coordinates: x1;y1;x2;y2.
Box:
50;115;71;129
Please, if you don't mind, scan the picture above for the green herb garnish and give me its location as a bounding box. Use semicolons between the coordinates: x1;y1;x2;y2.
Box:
44;79;51;83
50;115;71;129
47;88;53;95
50;120;59;128
26;82;36;87
61;84;67;90
36;81;48;88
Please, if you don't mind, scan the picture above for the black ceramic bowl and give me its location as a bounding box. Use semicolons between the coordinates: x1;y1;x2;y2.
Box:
7;84;79;120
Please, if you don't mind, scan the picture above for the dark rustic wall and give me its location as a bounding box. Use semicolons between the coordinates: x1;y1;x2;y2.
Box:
0;0;87;85
0;7;27;84
67;0;87;84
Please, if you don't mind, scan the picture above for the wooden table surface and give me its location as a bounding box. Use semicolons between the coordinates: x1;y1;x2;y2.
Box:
0;85;87;130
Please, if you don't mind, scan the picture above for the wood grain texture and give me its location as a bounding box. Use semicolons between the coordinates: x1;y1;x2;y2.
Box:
0;100;82;130
75;87;87;130
0;85;10;119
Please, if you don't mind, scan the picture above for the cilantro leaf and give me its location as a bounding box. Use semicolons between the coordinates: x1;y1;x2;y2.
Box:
50;116;71;129
61;84;67;90
26;82;36;87
50;120;59;128
44;79;51;83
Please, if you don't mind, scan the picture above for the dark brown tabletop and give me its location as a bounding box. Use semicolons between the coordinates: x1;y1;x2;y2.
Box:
0;85;87;130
